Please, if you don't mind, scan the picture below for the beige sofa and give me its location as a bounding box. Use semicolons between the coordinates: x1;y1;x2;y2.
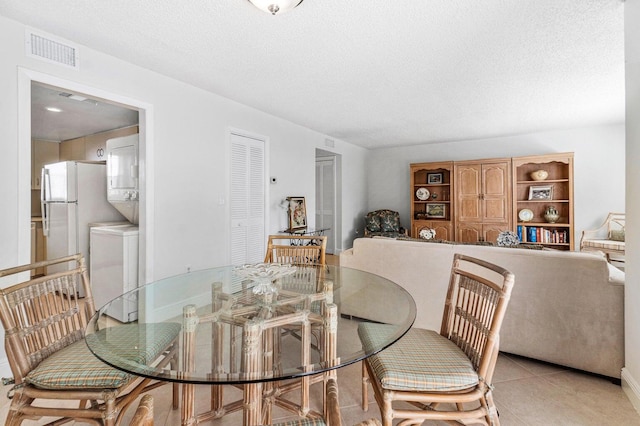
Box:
340;237;625;379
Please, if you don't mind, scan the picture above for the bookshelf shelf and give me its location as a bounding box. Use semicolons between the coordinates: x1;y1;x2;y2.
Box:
512;153;574;250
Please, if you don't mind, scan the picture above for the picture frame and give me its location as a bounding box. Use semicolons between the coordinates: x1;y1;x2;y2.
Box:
287;196;307;230
426;203;446;218
528;185;553;200
427;173;443;184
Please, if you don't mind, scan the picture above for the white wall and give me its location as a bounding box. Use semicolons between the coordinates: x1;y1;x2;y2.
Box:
623;0;640;411
366;125;625;241
0;15;368;375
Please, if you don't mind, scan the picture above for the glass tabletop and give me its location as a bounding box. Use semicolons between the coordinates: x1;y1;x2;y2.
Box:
85;265;416;385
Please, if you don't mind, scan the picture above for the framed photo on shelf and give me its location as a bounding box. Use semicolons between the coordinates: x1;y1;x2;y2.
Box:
528;185;553;200
426;203;446;218
427;173;443;184
287;196;307;230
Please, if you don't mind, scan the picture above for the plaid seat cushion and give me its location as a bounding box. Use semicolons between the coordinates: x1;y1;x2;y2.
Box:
27;322;180;390
359;323;478;392
582;239;625;252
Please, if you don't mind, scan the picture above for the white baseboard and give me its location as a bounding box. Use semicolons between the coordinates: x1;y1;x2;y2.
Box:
622;367;640;414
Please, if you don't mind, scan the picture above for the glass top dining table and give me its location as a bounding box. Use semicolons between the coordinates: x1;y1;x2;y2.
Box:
85;264;416;424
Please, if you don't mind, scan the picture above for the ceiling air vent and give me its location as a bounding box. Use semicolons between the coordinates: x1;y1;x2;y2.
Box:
25;29;79;70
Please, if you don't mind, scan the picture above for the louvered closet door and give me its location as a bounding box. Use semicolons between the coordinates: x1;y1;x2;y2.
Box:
230;132;265;265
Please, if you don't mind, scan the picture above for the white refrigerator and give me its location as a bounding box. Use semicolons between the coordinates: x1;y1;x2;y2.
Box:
41;161;126;296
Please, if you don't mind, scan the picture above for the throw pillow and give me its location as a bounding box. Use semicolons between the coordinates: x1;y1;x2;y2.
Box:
610;230;625;242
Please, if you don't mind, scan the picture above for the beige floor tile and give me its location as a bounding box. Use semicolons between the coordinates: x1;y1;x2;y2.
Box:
2;353;639;425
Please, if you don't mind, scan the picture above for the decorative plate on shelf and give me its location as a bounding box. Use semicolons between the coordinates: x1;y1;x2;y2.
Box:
419;227;436;240
416;187;430;200
518;208;534;222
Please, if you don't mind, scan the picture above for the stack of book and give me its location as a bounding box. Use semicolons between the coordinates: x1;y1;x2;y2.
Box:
517;225;568;244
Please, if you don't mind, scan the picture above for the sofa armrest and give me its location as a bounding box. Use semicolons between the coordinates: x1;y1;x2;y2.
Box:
607;263;625;285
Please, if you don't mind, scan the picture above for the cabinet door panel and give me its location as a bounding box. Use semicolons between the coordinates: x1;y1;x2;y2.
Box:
483;224;509;244
415;221;452;241
484;198;509;222
432;223;452;241
59;137;85;161
457;223;482;243
482;162;510;222
456;164;482;222
483;164;508;196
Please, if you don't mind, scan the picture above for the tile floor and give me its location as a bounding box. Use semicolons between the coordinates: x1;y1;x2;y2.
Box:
1;255;638;425
1;353;639;425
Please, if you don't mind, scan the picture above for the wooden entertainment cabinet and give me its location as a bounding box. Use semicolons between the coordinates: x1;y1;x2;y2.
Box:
410;152;574;250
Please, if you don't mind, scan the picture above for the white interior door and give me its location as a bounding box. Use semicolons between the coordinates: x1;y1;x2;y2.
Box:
230;132;266;265
315;157;336;254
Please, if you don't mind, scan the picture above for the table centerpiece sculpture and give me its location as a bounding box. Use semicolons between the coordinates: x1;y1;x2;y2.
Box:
233;263;297;295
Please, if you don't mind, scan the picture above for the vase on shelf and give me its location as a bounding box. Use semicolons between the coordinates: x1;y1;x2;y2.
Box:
544;206;560;223
530;170;549;181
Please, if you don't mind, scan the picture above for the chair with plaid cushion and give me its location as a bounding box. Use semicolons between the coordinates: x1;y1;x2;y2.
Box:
359;253;515;426
363;210;407;238
0;254;180;426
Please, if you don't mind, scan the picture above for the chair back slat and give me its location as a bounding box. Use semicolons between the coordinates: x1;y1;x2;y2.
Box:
0;254;94;383
264;235;327;266
441;253;515;378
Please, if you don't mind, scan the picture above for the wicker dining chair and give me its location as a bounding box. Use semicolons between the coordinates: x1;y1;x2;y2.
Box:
359;253;515;426
264;235;327;266
129;394;155;426
0;254;180;426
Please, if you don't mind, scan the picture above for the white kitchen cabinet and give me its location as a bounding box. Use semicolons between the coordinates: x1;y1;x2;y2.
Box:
85;126;138;161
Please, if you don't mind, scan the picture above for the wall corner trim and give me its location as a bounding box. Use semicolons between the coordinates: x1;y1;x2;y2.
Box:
622;367;640;415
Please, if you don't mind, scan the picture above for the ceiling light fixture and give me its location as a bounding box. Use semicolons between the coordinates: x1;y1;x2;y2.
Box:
247;0;303;15
45;107;62;112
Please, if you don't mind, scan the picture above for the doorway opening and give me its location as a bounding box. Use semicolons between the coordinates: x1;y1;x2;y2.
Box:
18;68;154;282
315;149;341;254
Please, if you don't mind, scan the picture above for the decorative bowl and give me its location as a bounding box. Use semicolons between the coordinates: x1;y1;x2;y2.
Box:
530;170;549;181
233;263;297;295
497;231;520;247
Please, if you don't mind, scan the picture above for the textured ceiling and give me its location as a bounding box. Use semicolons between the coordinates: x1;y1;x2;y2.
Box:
1;0;626;149
31;83;138;141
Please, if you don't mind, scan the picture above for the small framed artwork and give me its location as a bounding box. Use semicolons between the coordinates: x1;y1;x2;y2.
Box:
287;196;307;230
427;173;443;184
528;185;553;200
426;203;446;218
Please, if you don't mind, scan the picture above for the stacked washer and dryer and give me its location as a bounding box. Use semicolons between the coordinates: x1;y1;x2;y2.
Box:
90;134;140;322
